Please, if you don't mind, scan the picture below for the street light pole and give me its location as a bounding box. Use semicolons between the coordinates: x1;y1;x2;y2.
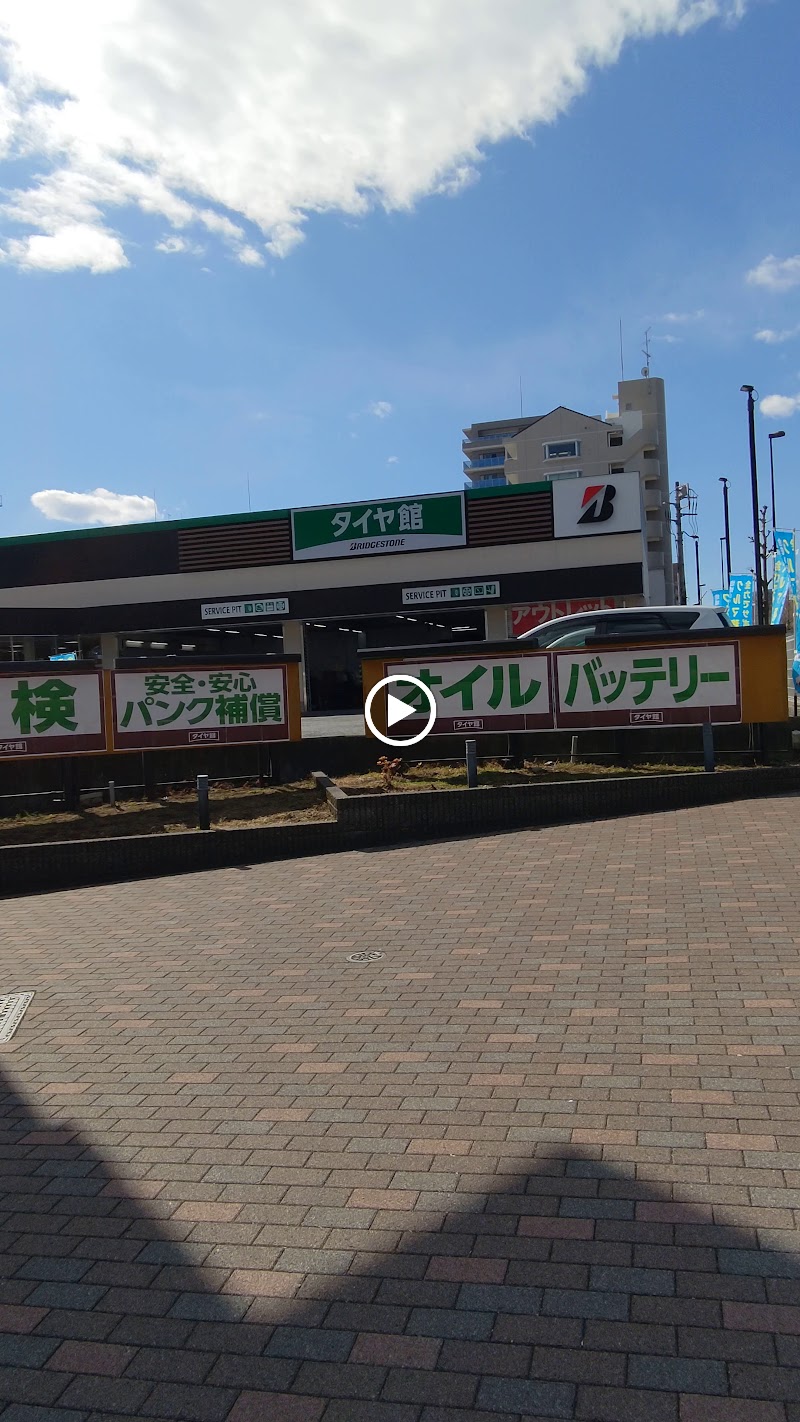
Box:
718;477;731;586
741;386;765;625
719;536;726;586
691;534;701;604
768;431;786;535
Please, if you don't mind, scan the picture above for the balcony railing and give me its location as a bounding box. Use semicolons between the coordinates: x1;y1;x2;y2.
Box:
463;454;506;472
463;429;520;440
464;474;508;489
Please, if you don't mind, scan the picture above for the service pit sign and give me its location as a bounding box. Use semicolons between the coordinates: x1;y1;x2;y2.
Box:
0;668;106;759
554;642;741;729
112;665;290;750
385;654;553;735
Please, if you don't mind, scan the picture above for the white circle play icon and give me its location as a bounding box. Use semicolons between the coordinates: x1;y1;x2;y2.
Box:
364;674;437;747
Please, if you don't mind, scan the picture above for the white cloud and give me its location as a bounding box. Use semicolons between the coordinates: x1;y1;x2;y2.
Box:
155;234;203;256
387;455;399;463
0;2;747;272
236;244;265;266
747;255;800;291
760;393;800;419
661;309;705;323
1;222;127;273
755;326;800;345
31;487;157;525
368;400;393;418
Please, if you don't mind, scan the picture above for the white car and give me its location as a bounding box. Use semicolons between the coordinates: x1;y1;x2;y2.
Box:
517;605;731;649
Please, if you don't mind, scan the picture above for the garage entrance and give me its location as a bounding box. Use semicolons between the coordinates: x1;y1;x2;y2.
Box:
304;611;486;713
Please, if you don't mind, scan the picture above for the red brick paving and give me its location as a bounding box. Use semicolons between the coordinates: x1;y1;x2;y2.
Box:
1;796;800;1418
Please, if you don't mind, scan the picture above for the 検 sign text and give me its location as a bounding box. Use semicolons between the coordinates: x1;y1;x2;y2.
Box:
0;668;105;759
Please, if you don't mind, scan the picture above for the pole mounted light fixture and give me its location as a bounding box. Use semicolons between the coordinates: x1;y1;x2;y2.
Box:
768;430;786;534
740;385;765;625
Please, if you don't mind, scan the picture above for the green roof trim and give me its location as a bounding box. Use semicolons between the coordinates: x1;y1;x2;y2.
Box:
0;505;291;549
0;480;551;549
464;479;551;499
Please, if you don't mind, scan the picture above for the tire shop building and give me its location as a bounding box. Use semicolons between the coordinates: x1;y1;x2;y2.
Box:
0;470;670;713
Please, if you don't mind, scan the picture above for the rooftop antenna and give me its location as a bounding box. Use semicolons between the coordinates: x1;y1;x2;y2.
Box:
519;374;523;418
641;327;652;378
619;318;625;381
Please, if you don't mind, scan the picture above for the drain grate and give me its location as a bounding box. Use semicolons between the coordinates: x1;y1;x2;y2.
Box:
0;992;34;1043
346;951;384;964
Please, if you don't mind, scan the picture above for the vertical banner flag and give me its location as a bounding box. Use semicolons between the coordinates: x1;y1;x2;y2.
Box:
775;530;797;598
770;530;796;626
711;589;729;609
771;560;791;625
794;613;800;697
726;574;755;628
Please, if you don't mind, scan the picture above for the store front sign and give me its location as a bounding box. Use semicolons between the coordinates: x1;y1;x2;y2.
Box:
385;654;553;735
368;641;742;736
201;598;289;620
112;664;290;749
552;472;641;539
402;580;500;607
292;492;465;561
0;668;105;758
553;642;741;728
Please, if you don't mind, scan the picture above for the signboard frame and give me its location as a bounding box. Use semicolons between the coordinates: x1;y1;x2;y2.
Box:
0;663;106;762
291;491;466;563
110;662;296;752
401;580;500;607
200;598;289;621
384;651;553;736
364;637;752;738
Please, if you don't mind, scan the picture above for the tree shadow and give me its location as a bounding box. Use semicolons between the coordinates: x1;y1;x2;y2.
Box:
1;1065;799;1422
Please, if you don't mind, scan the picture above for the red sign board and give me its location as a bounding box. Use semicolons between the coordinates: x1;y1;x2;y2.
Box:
510;597;618;638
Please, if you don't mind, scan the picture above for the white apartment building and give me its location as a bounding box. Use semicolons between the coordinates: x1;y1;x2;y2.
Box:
462;375;673;605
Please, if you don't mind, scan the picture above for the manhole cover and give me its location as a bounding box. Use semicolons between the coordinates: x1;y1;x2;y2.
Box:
0;992;34;1044
346;951;384;964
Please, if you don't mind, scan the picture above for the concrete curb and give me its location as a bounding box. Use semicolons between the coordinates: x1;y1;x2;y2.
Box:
2;764;798;899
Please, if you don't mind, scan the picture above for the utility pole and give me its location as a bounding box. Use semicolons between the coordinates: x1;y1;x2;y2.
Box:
759;505;770;621
718;477;731;587
673;482;685;604
671;482;695;605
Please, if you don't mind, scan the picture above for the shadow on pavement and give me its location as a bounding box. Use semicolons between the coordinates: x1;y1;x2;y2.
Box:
1;1065;798;1422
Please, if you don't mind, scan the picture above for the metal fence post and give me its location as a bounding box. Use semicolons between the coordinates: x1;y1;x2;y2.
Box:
465;739;478;789
197;773;210;830
702;722;715;773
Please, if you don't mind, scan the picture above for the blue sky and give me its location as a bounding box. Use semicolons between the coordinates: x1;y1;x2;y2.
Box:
0;0;798;596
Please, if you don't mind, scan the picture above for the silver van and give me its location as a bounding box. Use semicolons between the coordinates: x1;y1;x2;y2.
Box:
517;605;731;649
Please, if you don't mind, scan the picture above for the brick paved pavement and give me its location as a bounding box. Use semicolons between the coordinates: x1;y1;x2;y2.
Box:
1;795;800;1421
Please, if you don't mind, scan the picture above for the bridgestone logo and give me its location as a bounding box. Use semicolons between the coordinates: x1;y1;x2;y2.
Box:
349;537;407;552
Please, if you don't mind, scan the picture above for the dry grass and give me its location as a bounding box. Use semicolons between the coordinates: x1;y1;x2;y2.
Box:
338;758;723;795
0;780;328;847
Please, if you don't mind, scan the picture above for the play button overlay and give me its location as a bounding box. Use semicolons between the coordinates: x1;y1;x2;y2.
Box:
387;692;416;729
364;674;437;748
